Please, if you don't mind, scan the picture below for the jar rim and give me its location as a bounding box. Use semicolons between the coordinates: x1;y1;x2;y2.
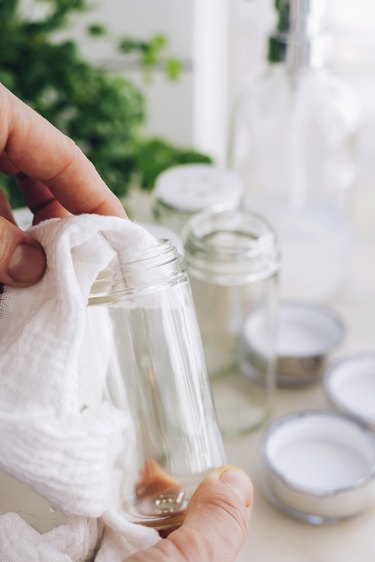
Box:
93;239;174;280
183;210;280;285
89;239;185;303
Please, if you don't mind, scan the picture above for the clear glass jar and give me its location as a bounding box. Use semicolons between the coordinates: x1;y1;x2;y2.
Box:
84;240;225;531
153;164;244;235
183;210;280;436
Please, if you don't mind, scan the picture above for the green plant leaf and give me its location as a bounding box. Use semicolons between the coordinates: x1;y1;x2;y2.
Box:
87;23;107;36
0;0;212;209
165;58;182;81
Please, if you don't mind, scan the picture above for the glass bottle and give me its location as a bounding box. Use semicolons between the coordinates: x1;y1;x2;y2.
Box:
153;164;243;235
229;0;358;301
83;240;225;531
183;210;280;436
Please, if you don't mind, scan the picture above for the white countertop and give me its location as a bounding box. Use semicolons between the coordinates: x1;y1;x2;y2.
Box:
3;193;375;560
231;230;375;562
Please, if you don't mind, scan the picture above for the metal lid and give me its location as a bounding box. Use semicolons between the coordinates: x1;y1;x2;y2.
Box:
154;164;243;213
240;301;344;387
325;354;375;431
261;411;375;523
268;0;329;69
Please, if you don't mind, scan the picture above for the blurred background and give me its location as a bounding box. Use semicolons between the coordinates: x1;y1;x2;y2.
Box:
2;0;375;224
1;3;375;559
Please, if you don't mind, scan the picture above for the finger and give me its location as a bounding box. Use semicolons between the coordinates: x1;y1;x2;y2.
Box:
0;188;17;224
16;174;71;224
0;217;46;287
0;151;19;175
0;84;126;218
128;466;253;562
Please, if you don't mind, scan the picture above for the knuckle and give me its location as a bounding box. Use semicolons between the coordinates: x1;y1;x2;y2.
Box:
130;537;193;562
61;134;81;159
167;527;210;562
0;215;9;236
206;491;250;541
47;136;88;185
63;134;78;153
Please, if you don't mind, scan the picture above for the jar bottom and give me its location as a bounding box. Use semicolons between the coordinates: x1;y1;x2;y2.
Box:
210;369;272;438
122;471;209;531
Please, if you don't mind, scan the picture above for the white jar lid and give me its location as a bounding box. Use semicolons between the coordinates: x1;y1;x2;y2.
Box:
325;354;375;430
261;411;375;523
240;301;344;386
154;164;243;213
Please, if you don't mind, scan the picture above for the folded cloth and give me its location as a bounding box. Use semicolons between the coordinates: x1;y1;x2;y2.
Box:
0;215;161;561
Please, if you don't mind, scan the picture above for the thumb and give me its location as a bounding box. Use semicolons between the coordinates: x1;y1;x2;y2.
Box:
0;216;46;287
129;466;253;562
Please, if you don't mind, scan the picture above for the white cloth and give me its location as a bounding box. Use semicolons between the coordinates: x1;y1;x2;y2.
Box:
0;215;161;561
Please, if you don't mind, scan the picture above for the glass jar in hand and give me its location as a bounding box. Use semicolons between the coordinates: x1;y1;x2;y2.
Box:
84;240;225;531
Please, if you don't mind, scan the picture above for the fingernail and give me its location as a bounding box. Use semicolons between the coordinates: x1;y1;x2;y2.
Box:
8;243;46;284
219;467;253;508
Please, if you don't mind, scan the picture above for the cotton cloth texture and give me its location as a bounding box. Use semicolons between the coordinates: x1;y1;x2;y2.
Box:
0;215;161;561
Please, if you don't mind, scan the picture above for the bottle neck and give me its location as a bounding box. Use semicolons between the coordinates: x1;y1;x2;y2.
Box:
268;0;329;72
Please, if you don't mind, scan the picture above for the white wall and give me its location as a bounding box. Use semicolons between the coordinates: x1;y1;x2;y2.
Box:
227;0;375;230
20;0;375;179
20;0;196;148
67;0;195;146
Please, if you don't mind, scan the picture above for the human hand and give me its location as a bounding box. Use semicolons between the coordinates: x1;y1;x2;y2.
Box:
126;466;253;562
0;84;126;287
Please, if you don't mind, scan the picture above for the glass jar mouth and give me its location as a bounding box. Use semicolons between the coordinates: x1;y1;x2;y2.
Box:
89;239;185;303
183;210;280;285
94;239;175;279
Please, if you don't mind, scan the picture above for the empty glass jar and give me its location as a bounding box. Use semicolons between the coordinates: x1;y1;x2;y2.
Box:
84;240;225;531
184;210;280;436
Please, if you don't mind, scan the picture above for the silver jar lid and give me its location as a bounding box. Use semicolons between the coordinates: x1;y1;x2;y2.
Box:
261;411;375;524
240;301;344;387
325;353;375;431
154;164;243;214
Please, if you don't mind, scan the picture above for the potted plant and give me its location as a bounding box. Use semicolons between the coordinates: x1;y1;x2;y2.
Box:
0;0;211;209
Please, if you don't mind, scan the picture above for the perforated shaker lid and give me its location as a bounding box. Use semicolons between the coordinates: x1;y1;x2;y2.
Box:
154;164;244;213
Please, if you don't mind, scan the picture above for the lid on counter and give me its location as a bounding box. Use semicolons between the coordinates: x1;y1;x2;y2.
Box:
325;354;375;431
261;411;375;524
154;164;243;213
240;301;344;387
